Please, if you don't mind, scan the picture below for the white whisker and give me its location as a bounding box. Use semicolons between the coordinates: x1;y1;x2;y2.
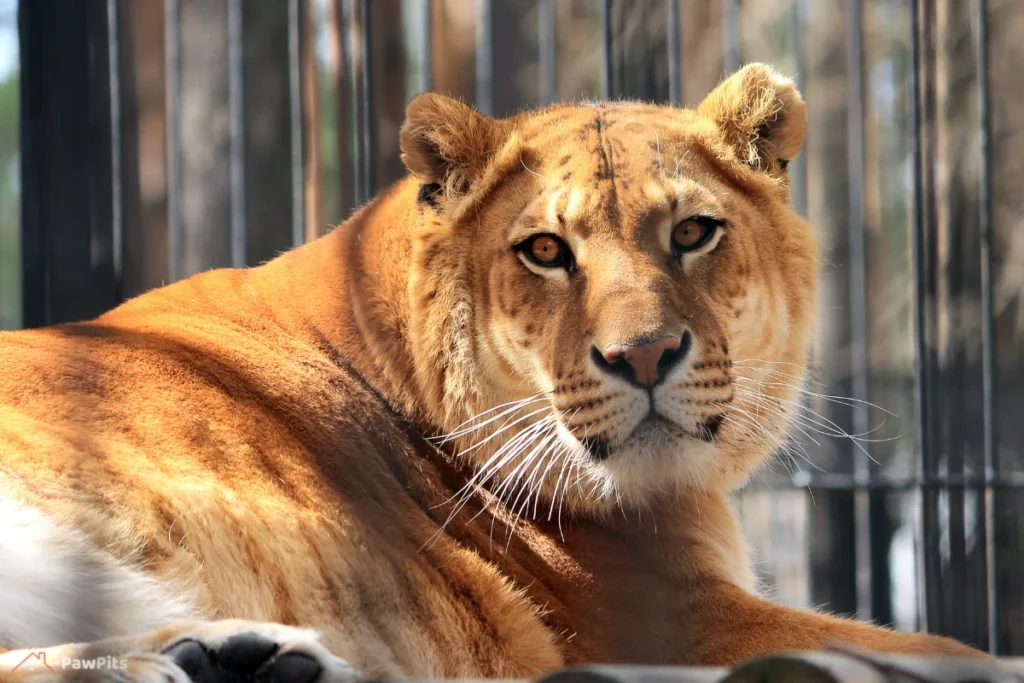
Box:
434;394;550;443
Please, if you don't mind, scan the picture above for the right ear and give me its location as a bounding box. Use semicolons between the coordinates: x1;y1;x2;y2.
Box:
697;63;807;175
399;93;508;199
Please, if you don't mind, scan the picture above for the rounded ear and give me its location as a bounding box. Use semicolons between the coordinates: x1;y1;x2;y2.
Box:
697;63;807;173
399;93;508;197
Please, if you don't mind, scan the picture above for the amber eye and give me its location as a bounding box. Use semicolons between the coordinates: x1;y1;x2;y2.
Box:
516;233;574;271
671;217;720;255
530;235;562;263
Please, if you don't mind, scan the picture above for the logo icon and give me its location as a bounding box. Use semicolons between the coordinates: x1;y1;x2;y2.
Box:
11;652;55;673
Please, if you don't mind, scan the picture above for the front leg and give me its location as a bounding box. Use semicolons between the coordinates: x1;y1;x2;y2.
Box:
0;620;359;683
690;581;986;665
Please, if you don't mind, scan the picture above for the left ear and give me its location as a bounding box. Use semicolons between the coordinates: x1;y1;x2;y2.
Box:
399;92;509;200
697;63;807;173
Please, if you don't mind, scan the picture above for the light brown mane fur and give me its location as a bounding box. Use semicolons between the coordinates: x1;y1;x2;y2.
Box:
0;64;983;680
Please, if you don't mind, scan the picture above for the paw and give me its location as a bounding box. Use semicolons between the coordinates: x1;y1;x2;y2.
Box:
158;621;358;683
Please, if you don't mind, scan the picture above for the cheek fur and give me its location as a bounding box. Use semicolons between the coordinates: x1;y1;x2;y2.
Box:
483;260;563;384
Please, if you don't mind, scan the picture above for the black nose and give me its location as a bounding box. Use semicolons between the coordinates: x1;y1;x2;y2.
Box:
591;331;691;388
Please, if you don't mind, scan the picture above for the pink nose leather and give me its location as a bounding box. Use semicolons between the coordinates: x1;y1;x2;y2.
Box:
602;336;681;386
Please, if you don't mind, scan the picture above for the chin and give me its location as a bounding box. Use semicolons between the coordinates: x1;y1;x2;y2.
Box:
565;418;719;506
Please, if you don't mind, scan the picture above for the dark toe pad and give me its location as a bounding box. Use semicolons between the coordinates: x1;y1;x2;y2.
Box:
219;633;280;674
164;640;220;683
260;653;322;683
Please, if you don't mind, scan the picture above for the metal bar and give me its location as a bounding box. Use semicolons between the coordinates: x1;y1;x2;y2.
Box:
475;0;493;115
933;2;973;635
301;0;321;243
360;0;374;200
329;0;355;213
418;0;432;93
911;0;933;634
845;0;872;623
87;0;118;314
89;0;119;316
600;0;612;98
228;0;247;266
919;0;947;639
165;0;183;282
666;0;680;105
539;0;556;104
910;0;940;635
788;0;807;216
809;489;859;618
289;0;306;247
910;0;926;630
867;489;896;626
110;0;145;299
107;0;122;284
975;0;998;655
846;0;869;456
723;0;742;74
348;0;363;205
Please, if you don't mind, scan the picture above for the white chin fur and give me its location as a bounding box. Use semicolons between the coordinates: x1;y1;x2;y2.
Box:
553;418;716;506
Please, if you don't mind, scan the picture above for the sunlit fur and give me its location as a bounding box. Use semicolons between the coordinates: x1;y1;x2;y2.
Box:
0;64;983;681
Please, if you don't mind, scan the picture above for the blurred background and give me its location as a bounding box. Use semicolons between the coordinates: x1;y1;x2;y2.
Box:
1;0;1022;656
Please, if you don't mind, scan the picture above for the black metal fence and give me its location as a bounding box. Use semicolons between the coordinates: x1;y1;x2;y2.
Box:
11;0;1024;656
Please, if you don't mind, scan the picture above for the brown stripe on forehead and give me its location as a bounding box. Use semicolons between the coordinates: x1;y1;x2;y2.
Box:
591;111;621;224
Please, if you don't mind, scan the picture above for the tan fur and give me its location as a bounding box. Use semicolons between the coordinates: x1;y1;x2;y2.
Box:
0;64;983;682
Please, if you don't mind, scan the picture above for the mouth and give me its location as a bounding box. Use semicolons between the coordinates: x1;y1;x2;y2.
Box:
578;410;725;462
